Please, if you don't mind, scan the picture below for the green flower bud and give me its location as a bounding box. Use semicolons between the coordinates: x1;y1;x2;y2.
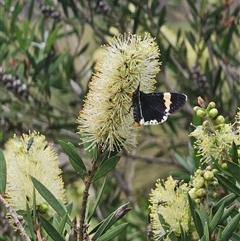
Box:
195;198;201;204
202;120;209;127
38;203;49;214
215;115;225;124
212;181;219;187
193;176;205;188
195;169;202;175
212;169;218;174
193;106;200;113
221;163;228;169
189;188;198;199
213;192;219;198
207;102;216;109
196;188;207;197
208;108;218;118
203;170;214;181
196;109;206;117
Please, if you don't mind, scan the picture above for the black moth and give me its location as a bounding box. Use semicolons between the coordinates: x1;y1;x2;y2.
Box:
132;86;187;126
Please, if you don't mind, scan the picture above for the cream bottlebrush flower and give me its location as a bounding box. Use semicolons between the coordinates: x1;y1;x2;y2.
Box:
190;114;240;163
4;131;66;217
77;33;161;152
149;176;194;241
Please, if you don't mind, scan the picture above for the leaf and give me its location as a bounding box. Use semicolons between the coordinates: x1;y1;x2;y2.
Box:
96;223;129;241
216;174;240;196
87;177;106;223
10;2;23;31
59;140;86;179
31;177;72;226
220;213;240;241
26;203;36;241
219;206;236;224
44;27;59;53
93;155;120;181
0;149;6;194
231;142;238;164
213;193;237;214
90;203;130;237
39;215;65;241
28;0;34;20
158;6;166;26
186;0;198;15
91;212;116;240
209;202;225;234
226;160;240;182
185;31;196;51
188;195;204;237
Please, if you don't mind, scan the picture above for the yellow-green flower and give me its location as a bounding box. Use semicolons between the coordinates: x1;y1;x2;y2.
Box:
4;131;66;218
190;108;240;163
149;176;196;241
77;33;161;152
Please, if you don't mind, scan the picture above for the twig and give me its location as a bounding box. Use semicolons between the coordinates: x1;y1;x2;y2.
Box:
0;194;31;241
79;158;98;241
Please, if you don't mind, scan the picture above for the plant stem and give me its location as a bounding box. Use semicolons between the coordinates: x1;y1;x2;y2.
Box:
0;194;31;241
79;158;98;241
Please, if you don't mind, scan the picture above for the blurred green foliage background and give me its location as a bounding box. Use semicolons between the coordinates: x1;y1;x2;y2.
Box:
0;0;239;240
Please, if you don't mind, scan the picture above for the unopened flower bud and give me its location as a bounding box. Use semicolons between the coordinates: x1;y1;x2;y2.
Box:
196;188;207;197
203;170;214;181
215;115;225;124
209;108;218;118
207;102;216;109
196;109;206;117
193;176;205;188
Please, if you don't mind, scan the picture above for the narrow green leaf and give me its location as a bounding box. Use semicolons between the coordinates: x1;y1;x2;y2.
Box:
0;149;6;194
39;215;65;241
231;142;238;164
180;225;190;241
213;193;237;213
219;206;236;224
185;31;196;50
93;156;120;181
216;174;240;196
48;53;67;75
96;223;129;241
87;177;106;223
32;188;37;226
31;177;72;226
186;0;198;15
188;194;204;237
28;0;34;20
220;213;240;241
57;213;68;234
91;212;115;240
26;203;36;241
59;140;86;172
168;231;178;241
158;6;166;26
90;203;130;237
44;27;59;53
209;202;225;234
10;2;23;31
226;160;240;182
